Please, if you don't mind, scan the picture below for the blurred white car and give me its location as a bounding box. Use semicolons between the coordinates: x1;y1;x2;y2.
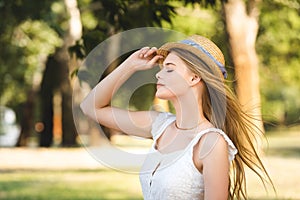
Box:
0;106;20;147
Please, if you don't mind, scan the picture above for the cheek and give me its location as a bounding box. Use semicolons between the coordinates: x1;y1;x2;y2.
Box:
156;75;190;99
168;73;190;93
170;82;190;96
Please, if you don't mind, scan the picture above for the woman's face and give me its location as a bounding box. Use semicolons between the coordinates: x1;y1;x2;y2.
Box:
155;52;196;100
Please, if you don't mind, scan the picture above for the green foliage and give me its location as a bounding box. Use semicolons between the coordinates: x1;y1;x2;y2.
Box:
162;4;218;36
0;37;26;105
258;1;300;125
0;0;59;107
183;0;220;7
162;2;233;75
13;20;62;83
0;20;62;106
129;84;157;110
75;0;176;55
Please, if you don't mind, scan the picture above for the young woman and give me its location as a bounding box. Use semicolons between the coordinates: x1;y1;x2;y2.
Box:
80;35;273;199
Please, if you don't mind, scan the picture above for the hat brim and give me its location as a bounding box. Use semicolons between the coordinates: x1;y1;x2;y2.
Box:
157;42;218;70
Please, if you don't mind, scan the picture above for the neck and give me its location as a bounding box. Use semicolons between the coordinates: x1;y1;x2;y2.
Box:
171;89;206;129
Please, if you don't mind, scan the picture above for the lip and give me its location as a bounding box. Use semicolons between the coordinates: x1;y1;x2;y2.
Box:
156;83;164;89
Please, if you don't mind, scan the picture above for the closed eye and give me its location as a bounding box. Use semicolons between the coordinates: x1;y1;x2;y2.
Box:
161;62;175;73
164;63;175;73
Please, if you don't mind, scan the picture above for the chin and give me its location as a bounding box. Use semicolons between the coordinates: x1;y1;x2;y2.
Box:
155;91;174;100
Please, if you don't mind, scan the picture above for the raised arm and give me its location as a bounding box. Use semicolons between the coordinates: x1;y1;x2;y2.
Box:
80;47;162;138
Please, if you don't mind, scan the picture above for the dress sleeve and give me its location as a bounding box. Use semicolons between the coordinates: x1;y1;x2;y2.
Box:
213;129;238;162
193;128;238;162
151;112;175;140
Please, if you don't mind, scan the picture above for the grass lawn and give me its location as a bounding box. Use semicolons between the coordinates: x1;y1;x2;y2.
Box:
0;169;143;200
0;128;299;200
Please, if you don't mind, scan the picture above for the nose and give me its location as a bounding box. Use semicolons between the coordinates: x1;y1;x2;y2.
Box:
155;73;159;79
155;70;162;79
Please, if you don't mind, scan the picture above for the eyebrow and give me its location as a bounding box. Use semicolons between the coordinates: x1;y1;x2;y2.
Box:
164;62;176;67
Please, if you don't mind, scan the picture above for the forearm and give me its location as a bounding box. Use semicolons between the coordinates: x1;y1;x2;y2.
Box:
80;62;135;113
80;47;161;122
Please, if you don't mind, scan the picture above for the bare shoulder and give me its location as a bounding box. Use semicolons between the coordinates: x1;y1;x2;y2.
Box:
193;131;228;173
198;131;228;160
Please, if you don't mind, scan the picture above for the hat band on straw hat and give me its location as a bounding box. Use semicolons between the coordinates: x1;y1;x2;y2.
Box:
180;39;228;79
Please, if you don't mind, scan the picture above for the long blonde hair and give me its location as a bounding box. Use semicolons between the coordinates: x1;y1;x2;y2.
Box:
159;46;274;199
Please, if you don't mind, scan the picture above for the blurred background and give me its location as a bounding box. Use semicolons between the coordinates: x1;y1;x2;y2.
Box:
0;0;299;199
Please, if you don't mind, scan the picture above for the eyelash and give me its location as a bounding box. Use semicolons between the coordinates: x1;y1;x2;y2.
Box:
166;69;173;72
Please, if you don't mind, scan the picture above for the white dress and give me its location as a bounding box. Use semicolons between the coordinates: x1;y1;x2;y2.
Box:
139;112;238;200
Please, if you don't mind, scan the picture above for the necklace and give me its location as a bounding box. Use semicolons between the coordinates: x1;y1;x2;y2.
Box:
174;119;206;131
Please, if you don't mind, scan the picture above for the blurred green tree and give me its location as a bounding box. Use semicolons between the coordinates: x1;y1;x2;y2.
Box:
257;0;300;127
76;0;175;54
0;0;60;146
1;0;176;146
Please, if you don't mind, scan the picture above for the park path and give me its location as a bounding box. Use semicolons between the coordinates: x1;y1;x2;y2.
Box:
0;146;150;171
0;147;102;170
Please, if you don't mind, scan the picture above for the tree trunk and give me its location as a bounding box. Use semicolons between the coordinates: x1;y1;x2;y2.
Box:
40;55;59;147
16;89;35;146
61;64;77;146
224;0;264;131
59;0;82;146
40;91;54;147
39;0;82;147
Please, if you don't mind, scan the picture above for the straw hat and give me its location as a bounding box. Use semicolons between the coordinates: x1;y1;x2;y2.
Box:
157;35;227;78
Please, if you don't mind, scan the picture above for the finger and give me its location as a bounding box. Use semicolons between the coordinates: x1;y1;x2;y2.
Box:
141;46;150;50
144;47;158;58
139;47;150;58
147;55;163;66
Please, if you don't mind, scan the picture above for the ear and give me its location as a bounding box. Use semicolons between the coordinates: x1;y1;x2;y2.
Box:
189;74;201;86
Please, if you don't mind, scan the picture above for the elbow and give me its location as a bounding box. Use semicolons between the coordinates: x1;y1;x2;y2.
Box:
80;102;86;114
80;100;90;117
80;99;99;122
